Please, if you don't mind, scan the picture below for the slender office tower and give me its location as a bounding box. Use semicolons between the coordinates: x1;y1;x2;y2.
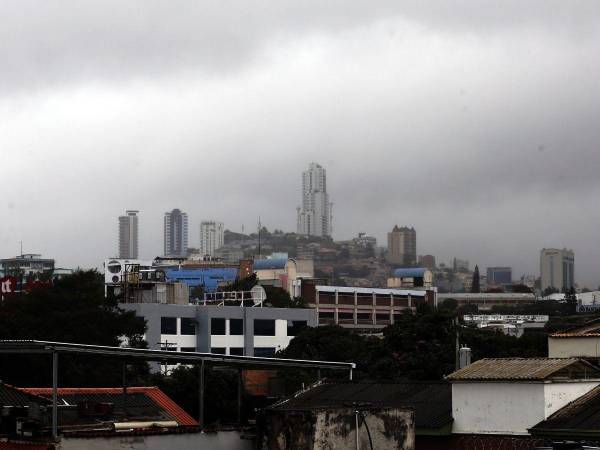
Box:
296;163;332;237
118;210;139;259
164;209;189;257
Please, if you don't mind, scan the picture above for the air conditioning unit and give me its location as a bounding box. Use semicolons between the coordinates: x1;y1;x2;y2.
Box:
104;259;153;284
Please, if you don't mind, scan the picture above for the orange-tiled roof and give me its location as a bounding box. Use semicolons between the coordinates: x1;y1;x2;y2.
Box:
550;318;600;338
19;387;197;426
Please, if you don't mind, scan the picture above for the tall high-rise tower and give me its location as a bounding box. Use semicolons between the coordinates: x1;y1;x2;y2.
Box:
297;163;332;237
118;210;139;259
540;248;575;293
164;209;189;257
386;225;417;266
200;221;224;257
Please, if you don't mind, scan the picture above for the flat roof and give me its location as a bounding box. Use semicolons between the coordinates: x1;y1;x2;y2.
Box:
0;340;355;371
316;286;426;296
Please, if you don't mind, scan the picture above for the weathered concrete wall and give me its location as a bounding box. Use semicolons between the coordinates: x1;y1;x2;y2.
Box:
548;336;600;358
260;407;414;450
59;430;253;450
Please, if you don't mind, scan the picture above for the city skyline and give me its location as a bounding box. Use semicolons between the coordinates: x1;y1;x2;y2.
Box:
2;2;600;287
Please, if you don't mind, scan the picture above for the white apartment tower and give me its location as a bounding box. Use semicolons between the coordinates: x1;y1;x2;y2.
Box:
540;248;575;293
164;209;189;257
200;221;224;257
296;163;332;237
118;210;139;259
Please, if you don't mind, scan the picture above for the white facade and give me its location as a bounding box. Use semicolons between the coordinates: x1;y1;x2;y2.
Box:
297;163;332;237
118;210;139;259
452;381;600;435
540;248;575;292
199;221;224;257
164;209;189;257
548;337;600;358
121;303;317;360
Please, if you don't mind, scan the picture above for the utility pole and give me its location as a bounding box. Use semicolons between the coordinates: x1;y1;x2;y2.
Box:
455;317;460;370
257;217;261;258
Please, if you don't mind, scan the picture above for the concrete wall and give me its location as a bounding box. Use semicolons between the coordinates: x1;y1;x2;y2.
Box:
452;381;600;436
543;381;600;417
260;407;414;450
60;430;253;450
452;382;546;435
548;337;600;358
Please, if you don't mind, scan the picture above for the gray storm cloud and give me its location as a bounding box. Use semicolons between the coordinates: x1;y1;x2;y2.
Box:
0;1;599;286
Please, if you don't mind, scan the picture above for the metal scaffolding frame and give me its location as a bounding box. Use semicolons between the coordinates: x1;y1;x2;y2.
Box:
0;340;355;441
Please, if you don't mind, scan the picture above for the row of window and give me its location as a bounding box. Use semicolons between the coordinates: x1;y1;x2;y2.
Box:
168;346;275;357
160;317;307;337
161;317;196;335
319;312;400;322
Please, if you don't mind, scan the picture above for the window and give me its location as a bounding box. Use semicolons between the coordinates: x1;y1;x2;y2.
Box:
356;313;371;323
254;319;275;336
287;320;307;336
211;318;226;335
229;347;244;356
180;318;196;335
211;347;226;354
180;347;196;352
376;313;390;322
161;317;177;335
230;319;244;335
254;347;276;357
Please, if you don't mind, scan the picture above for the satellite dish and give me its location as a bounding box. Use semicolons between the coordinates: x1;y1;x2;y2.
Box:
251;285;267;306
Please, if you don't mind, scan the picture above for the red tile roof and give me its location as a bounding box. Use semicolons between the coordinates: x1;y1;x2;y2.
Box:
19;387;198;426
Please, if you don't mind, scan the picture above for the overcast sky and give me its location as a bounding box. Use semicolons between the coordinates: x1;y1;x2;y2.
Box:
1;1;599;286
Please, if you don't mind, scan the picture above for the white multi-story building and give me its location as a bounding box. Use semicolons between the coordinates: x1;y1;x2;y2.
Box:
164;209;189;257
540;248;575;293
121;303;316;358
199;221;224;257
118;210;139;259
297;163;332;237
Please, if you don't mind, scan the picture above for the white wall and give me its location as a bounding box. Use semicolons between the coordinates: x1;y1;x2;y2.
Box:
548;337;600;358
453;381;600;435
452;382;545;435
544;382;599;417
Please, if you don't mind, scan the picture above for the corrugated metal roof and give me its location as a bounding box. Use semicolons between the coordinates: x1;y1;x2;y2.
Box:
0;442;52;450
268;382;452;430
316;286;426;297
253;259;288;270
165;268;238;293
530;385;600;434
446;358;600;381
0;383;50;407
20;387;197;426
392;268;427;278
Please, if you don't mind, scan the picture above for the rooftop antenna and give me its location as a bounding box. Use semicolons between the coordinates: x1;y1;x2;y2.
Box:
19;241;23;257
